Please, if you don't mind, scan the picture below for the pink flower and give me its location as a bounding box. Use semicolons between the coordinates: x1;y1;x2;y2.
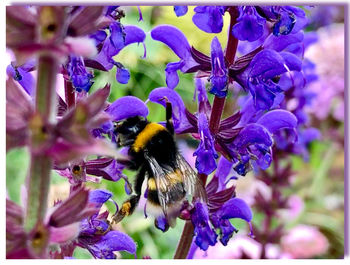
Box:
193;235;280;259
281;225;329;258
305;24;344;121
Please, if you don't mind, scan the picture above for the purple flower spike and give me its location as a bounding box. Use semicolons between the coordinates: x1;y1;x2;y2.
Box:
209;37;227;98
174;6;188;17
232;6;266;42
148;87;192;133
193;113;218;175
67;55;94;92
257;109;297;135
192;6;225;33
106;96;148;121
191;202;217;251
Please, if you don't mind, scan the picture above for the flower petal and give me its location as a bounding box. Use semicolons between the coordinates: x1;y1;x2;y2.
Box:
116;67;130;84
148;87;192;133
263;32;304;52
165;61;182;89
174;6;188;17
280;52;302;72
191;202;218;251
151;25;191;60
106;96;148;121
218;198;253;222
249;49;287;79
192;6;224;33
233;123;273;149
257;109;297;134
88;189;113;205
89;230;137;258
215;156;233;190
232;7;266;42
110;22;125;50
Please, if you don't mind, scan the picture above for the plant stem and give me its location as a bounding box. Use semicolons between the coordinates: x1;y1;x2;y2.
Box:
209;7;239;135
173;221;195;259
24;6;67;257
225;6;239;66
209;96;226;134
25;56;58;232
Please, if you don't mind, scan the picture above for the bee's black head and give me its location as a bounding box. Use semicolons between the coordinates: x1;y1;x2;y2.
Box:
114;116;148;147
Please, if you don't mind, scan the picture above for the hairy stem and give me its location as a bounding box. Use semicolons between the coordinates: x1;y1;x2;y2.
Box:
24;6;67;257
25;56;58;232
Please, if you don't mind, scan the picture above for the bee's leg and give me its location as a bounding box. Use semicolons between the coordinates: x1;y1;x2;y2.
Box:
112;166;146;224
165;99;175;135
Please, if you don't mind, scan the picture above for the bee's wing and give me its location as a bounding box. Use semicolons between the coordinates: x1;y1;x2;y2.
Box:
175;153;208;203
144;152;176;214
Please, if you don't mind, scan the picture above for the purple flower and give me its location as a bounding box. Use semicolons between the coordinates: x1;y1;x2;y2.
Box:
109;22;125;50
192;6;226;33
193;113;218;175
150;25;198;89
174;6;188;17
257;6;308;36
90;30;107;46
6;60;35;96
210;198;252;245
76;189;137;259
227;107;298;176
93;24;146;84
235;49;294;110
232;6;266;42
67;55;94;92
191;202;218;251
209;37;228;97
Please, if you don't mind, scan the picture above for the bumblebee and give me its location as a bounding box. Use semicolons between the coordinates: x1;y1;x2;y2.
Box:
112;100;207;228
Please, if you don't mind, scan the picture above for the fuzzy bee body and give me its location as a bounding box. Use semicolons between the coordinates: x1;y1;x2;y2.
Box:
113;105;206;228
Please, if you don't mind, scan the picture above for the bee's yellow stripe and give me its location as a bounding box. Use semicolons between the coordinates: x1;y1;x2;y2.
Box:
148;178;157;191
132;123;166;152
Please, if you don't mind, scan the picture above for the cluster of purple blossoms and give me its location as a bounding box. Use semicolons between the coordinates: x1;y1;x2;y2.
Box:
6;5;320;259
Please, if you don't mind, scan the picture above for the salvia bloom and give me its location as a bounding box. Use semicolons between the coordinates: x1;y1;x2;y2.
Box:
6;5;324;259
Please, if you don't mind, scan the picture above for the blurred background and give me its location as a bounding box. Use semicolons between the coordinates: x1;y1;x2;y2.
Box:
6;5;345;259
